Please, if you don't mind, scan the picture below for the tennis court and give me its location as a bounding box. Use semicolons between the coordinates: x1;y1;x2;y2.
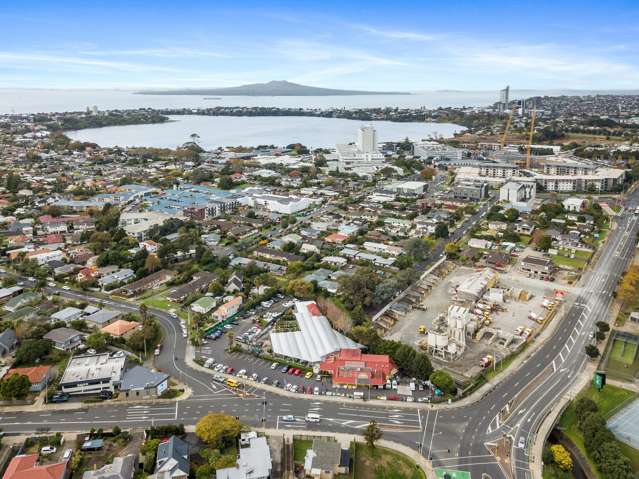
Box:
603;331;639;381
608;398;639;450
611;338;638;365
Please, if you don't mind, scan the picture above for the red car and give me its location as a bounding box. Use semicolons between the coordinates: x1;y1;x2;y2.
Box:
293;369;301;376
226;367;235;374
287;368;296;375
306;386;313;394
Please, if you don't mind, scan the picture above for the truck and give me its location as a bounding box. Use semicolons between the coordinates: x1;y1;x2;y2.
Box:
480;355;494;368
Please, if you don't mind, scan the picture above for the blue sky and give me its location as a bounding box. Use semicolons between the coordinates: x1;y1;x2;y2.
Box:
1;0;639;90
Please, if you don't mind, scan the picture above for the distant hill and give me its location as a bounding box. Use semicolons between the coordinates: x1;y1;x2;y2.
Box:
136;80;409;96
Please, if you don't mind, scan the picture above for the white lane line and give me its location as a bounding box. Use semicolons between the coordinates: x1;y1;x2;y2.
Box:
427;410;439;459
552;360;556;372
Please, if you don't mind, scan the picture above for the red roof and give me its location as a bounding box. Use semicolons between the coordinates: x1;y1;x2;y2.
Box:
320;349;397;386
306;303;322;317
5;366;51;385
324;232;348;244
2;454;66;479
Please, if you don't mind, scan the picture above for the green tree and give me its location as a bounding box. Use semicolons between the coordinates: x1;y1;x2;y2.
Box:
364;420;383;448
585;344;599;358
337;267;380;309
218;176;234;190
429;370;456;395
14;339;52;366
0;374;31;399
85;331;109;351
503;208;520;223
434;223;449;239
537;235;553;251
195;413;241;448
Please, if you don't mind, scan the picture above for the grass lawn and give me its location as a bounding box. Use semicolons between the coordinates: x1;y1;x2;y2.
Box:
350;443;425;479
518;234;532;246
293;439;313;463
611;339;638;365
551;254;587;270
558;383;638;478
141;292;189;319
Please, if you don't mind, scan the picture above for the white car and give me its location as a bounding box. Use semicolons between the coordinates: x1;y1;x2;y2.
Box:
270;362;279;370
40;446;57;455
182;332;187;338
62;449;73;460
518;437;525;449
62;285;70;290
281;415;296;422
251;373;259;381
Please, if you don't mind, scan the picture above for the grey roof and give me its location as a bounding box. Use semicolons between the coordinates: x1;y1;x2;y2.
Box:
51;306;84;321
85;309;121;325
82;454;136;479
217;436;272;479
156;436;189;476
0;329;17;353
44;327;83;343
120;365;168;391
305;439;341;471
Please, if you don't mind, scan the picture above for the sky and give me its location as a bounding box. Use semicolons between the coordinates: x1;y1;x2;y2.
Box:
1;0;639;91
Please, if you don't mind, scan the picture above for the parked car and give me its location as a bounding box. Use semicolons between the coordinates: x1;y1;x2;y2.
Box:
99;390;113;400
40;446;57;455
261;376;269;384
293;369;301;376
281;415;296;422
225;367;235;374
50;393;70;403
62;449;73;460
272;379;280;387
281;366;290;374
271;362;279;370
305;371;313;379
251;373;259;381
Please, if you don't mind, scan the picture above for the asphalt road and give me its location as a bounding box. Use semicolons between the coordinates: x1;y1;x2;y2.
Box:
4;191;637;479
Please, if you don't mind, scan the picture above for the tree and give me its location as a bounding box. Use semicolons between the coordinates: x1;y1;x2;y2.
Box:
596;321;610;333
429;370;456;395
364;420;383;448
444;242;459;259
195;413;241;448
550;444;573;471
139;303;148;323
574;398;598;428
537;235;553;251
0;374;31;399
145;254;161;273
585;344;599;358
85;331;108;351
413;354;433;380
218;176;234;190
434;223;449;239
337;267;380;309
405;237;431;261
14;339;52;366
504;208;520;223
420;167;436;181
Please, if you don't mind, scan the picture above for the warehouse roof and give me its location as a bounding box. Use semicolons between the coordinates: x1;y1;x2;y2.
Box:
269;301;361;363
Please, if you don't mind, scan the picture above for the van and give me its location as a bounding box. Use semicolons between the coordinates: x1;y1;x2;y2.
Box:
353;391;364;400
305;413;321;423
226;378;239;388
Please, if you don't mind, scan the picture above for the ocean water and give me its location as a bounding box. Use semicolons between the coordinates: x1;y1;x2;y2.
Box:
66;115;465;149
1;88;631;114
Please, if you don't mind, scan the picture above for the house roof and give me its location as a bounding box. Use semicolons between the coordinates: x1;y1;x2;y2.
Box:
0;329;17;351
81;454;136;479
2;454;66;479
5;365;51;384
101;320;139;337
156;436;189;476
43;327;83;343
85;309;121;325
119;365;168;391
304;440;341;472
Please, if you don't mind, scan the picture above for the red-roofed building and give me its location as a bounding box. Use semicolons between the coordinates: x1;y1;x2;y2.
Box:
5;365;53;392
320;349;397;387
2;454;66;479
324;232;349;244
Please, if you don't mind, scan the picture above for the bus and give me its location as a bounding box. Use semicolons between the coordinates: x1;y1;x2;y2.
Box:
226;378;239;388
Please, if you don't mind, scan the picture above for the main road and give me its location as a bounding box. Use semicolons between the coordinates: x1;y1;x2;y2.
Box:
2;191;638;479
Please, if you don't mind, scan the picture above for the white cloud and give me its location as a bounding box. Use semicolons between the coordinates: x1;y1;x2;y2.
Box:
80;47;229;59
354;25;435;42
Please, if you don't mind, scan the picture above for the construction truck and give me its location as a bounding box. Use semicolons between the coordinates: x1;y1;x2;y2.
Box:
480;355;494;368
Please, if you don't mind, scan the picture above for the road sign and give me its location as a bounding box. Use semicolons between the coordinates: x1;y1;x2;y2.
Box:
435;468;471;479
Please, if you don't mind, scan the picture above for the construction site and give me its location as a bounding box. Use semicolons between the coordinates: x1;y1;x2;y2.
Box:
379;263;568;380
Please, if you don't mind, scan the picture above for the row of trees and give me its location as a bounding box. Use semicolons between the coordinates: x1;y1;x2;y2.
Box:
575;397;635;478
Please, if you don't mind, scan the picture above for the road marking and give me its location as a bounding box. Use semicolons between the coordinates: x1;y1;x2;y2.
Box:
552;360;556;372
427;410;439;459
559;352;564;363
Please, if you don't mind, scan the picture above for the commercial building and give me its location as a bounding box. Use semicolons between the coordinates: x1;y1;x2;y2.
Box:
320;349;397;387
60;352;126;395
213;296;243;322
520;256;556;279
246;193;312;214
478;163;521;179
382;180;428;196
328;126;386;176
453;182;488;200
119;365;169;399
533;167;625;192
499;180;536;212
413;140;463;161
270;301;361;364
119;211;173;240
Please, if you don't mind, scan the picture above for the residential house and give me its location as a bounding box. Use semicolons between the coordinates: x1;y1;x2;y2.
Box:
485;252;511;269
98;268;134;289
51;306;84;323
85;309;122;328
0;286;23;303
77;267;99;283
140;240;160;253
166;272;217;303
217;432;272;479
151;436;190;479
0;329;17;356
303;440;350;479
190;296;217;315
5;365;52;392
225;272;244;293
3;292;41;313
253;247;303;263
119;365;169;399
563;197;587;212
44;327;84;351
117;270;175;297
2;454;66;479
101;320;140;338
82;454;136;479
213;296;243;322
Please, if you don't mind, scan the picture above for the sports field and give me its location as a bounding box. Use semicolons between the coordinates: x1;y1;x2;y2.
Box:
611;338;638;365
604;332;639;381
